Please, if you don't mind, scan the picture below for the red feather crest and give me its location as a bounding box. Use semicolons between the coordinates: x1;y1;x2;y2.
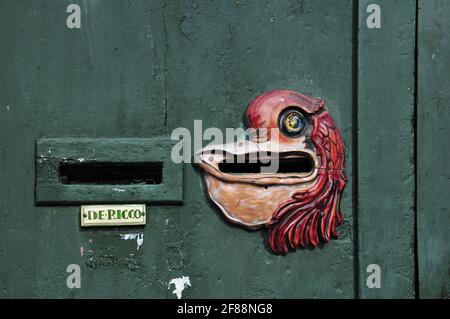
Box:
266;111;347;254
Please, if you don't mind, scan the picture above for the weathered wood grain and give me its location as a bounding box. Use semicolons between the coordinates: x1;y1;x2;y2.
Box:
166;0;354;298
357;0;416;298
417;0;450;299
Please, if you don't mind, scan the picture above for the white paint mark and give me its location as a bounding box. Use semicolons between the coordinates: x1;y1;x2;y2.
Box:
6;105;10;111
112;188;125;192
136;234;144;250
165;218;169;225
120;232;144;250
80;246;85;256
169;276;191;299
120;233;136;240
78;158;85;162
432;53;436;60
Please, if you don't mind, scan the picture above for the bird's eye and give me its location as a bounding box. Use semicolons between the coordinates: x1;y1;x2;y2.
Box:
279;108;307;137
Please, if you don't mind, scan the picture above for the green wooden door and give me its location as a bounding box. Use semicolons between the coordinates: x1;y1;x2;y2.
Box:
417;0;450;299
0;0;448;299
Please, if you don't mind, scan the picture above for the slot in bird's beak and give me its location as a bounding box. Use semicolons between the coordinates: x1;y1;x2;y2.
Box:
195;139;319;186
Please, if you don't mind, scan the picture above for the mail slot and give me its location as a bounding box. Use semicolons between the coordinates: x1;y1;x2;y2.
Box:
217;154;315;174
35;137;182;205
59;161;163;185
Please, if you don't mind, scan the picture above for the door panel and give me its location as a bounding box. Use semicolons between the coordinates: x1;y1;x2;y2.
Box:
0;0;168;298
357;0;416;298
417;0;450;299
0;0;354;298
165;0;354;298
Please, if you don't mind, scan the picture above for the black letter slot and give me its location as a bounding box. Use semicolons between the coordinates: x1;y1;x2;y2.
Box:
59;161;163;185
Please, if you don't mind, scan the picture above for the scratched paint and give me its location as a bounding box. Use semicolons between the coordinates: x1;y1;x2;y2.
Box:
119;233;144;250
169;276;191;299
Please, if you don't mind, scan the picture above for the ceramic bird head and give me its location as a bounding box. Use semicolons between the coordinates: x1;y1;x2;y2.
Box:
196;90;347;254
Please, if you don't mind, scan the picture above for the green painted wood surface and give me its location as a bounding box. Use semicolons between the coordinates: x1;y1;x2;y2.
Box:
0;0;170;298
357;0;416;298
417;0;450;299
0;0;354;298
1;0;448;299
165;0;354;298
36;137;183;204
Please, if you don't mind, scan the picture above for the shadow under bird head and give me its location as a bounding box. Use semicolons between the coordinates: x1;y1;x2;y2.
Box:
195;90;347;254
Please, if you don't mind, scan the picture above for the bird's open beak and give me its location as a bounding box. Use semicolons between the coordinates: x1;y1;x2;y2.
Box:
195;138;320;228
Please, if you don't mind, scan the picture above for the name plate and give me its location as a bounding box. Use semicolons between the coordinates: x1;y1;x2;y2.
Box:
81;204;146;227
